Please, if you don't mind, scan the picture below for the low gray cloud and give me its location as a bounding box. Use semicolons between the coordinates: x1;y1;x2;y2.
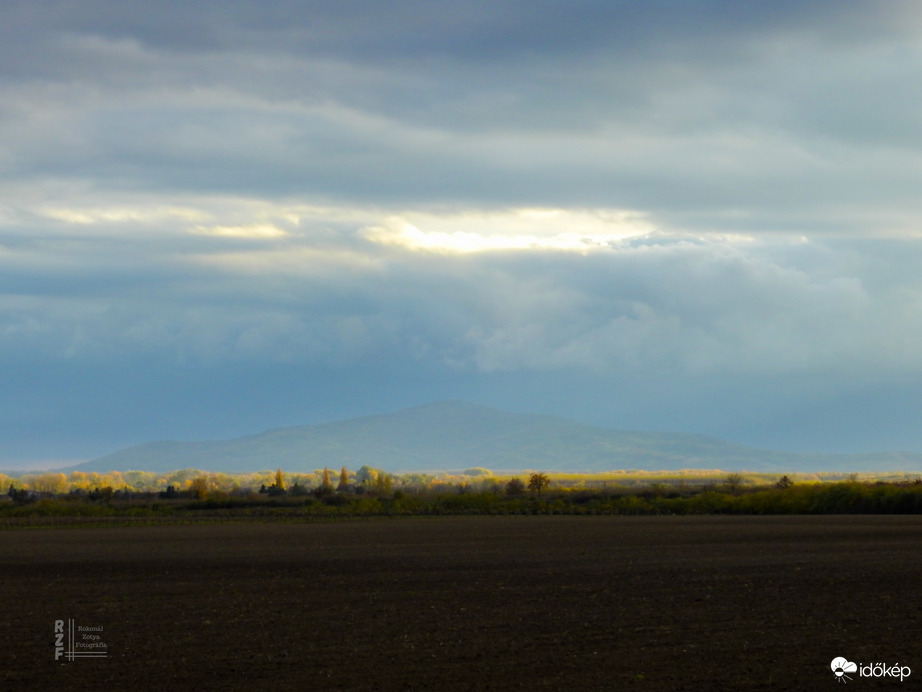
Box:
4;208;919;378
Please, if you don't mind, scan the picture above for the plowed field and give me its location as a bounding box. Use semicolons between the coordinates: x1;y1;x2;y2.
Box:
3;515;921;690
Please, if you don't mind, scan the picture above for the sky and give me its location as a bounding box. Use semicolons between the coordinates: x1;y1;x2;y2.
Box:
4;0;922;467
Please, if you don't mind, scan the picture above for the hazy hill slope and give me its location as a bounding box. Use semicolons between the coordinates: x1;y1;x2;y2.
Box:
65;400;922;474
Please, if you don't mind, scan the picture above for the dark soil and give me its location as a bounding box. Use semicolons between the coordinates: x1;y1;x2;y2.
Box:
3;515;921;690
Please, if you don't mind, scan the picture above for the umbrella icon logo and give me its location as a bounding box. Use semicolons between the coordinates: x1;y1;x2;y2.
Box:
831;657;857;683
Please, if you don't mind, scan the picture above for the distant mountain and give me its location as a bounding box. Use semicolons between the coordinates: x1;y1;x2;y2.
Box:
60;400;922;474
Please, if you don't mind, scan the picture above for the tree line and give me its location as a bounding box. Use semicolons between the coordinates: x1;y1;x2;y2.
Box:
3;470;922;521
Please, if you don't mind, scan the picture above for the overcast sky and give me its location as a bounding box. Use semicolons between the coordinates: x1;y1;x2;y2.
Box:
4;0;922;467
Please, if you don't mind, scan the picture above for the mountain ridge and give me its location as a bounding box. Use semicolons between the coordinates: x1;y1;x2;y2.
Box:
57;400;922;474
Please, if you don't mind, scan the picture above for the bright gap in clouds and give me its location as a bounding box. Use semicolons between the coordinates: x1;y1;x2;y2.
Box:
362;208;656;253
33;197;659;252
191;223;289;239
